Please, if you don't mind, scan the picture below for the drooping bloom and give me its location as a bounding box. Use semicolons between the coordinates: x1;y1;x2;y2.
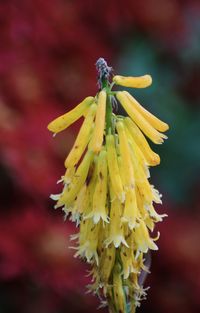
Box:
48;58;169;312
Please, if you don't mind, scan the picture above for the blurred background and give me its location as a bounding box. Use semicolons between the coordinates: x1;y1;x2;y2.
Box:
0;1;200;312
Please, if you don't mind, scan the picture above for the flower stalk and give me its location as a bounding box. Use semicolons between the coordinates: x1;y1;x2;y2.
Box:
96;58;113;135
47;58;169;313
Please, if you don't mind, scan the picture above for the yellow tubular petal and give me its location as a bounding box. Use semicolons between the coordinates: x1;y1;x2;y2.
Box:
75;220;99;265
113;74;152;88
99;243;116;284
127;136;154;206
122;187;138;230
97;220;107;253
89;90;106;153
135;187;156;231
56;150;93;208
105;185;127;248
47;96;94;134
64;103;97;168
116;92;167;144
135;186;148;220
124;117;160;166
120;232;139;279
71;183;87;215
113;264;126;313
145;203;167;222
79;215;91;247
85;222;100;264
62;167;75;184
151;185;162;204
124;91;169;132
135;220;158;253
86;150;109;224
78;175;96;246
106;134;125;202
123;125;150;178
116;121;135;189
117;156;126;187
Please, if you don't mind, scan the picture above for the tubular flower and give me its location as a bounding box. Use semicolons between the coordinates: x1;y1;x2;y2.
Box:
48;58;169;313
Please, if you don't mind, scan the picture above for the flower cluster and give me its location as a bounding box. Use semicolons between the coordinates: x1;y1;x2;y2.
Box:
48;58;169;312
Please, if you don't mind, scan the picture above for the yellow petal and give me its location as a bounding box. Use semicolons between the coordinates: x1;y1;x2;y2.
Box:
124;117;160;166
122;187;138;230
105;185;127;248
74;221;100;265
135;220;158;253
89;90;106;153
71;183;87;215
62;167;75;184
113;74;152;88
116;121;135;189
120;232;139;279
47;96;94;133
64;103;96;168
106;134;125;202
124;91;169;132
116;92;167;144
99;243;116;284
86;150;109;224
56;150;93;208
113;264;126;313
127;138;155;206
124;126;150;180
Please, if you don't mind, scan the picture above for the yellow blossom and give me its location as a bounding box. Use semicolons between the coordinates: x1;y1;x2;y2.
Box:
113;264;126;313
124;117;160;166
55;150;93;208
89;90;106;153
105;185;128;248
113;74;152;88
124;91;169;132
116;91;168;144
116;121;135;190
64;102;96;169
48;58;169;312
85;149;109;224
106;133;125;202
47;96;94;134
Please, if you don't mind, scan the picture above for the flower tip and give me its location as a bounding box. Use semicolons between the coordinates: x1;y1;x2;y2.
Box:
161;122;169;132
94;214;109;224
47;122;56;134
145;74;152;86
150;154;160;166
113;75;152;88
121;217;136;230
151;243;159;251
50;193;60;200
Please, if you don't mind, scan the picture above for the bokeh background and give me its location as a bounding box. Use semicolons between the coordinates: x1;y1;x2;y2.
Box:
0;1;200;312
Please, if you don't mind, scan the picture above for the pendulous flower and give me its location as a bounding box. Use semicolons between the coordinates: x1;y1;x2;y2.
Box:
47;58;169;313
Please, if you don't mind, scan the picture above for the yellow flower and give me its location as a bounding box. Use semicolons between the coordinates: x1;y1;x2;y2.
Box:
116;91;168;144
113;264;126;313
85;149;109;224
64;102;97;169
113;74;152;88
48;58;169;312
47;96;94;134
89;90;106;153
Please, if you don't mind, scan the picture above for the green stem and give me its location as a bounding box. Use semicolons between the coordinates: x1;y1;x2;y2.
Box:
101;77;113;135
106;95;113;134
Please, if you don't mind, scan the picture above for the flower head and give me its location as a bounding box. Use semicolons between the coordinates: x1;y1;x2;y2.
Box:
47;58;169;312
